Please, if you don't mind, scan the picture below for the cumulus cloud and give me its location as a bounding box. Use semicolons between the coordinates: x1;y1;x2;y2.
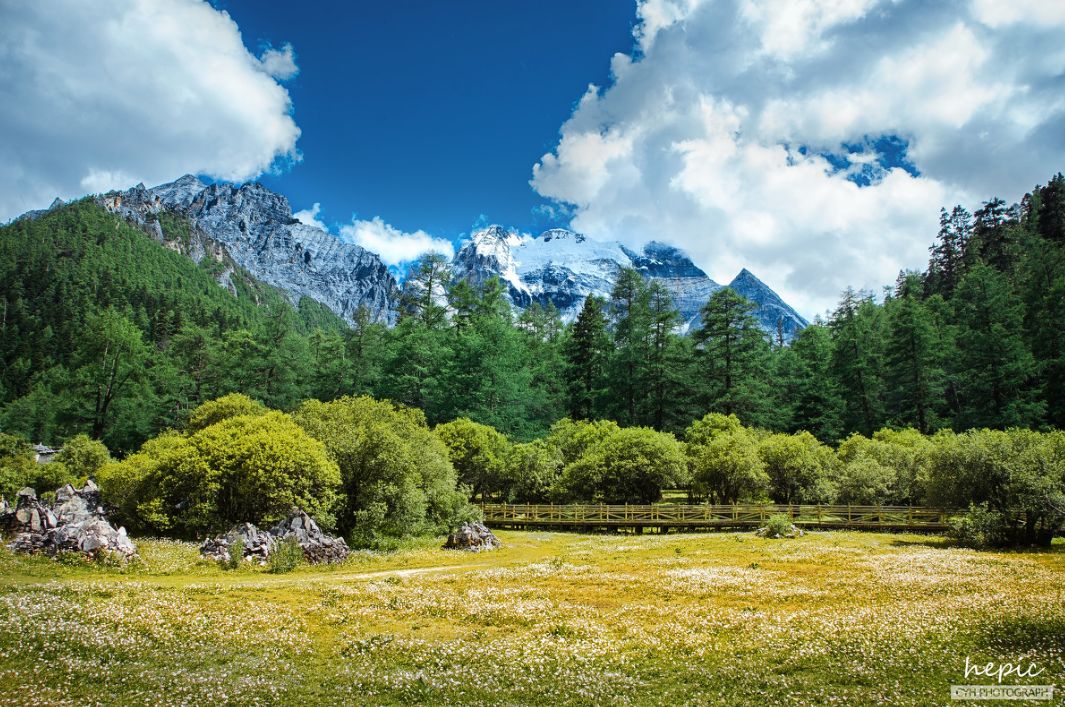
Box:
339;217;454;266
259;43;299;80
0;0;301;221
294;202;328;231
532;0;1065;316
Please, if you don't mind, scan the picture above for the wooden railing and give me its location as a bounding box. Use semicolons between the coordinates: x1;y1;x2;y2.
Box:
479;503;955;531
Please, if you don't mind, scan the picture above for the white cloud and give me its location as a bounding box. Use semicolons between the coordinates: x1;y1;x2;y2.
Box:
294;202;327;231
0;0;301;221
259;43;299;80
339;217;454;267
532;0;1065;316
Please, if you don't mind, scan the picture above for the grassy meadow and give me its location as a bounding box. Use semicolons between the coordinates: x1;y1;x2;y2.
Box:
0;530;1062;705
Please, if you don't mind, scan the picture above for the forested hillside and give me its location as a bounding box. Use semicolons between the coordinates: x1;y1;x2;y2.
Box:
1;173;1064;454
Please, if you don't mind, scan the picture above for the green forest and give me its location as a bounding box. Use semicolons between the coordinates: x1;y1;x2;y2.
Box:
2;174;1064;451
1;173;1064;547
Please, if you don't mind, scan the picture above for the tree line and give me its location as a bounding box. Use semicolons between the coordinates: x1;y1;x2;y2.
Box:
0;173;1063;454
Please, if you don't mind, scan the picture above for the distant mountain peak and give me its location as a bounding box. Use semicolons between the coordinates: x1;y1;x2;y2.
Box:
727;268;808;340
540;228;585;243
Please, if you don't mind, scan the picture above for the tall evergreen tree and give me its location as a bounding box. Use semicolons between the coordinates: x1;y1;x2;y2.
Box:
883;276;946;433
694;288;776;426
563;296;610;420
606;268;651;425
926;206;971;298
643;282;686;431
951;263;1044;428
829;289;885;436
774;322;844;442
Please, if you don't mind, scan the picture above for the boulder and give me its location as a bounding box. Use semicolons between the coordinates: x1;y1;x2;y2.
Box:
270;508;349;564
3;482;137;559
200;522;275;564
443;521;500;552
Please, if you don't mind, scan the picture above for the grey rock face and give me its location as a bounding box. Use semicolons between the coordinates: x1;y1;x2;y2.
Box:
200;522;275;565
4;481;137;559
270;508;349;564
727;269;808;343
443;521;500;552
101;176;401;325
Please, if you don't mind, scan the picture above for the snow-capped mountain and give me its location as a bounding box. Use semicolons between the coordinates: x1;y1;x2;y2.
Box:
88;176;804;339
99;176;400;324
453;225;807;339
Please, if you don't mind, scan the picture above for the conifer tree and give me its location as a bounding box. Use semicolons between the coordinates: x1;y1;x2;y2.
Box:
564;296;610;420
695;288;776;426
951;263;1044;428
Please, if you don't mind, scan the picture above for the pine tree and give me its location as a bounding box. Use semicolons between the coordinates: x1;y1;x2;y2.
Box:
774;322;844;442
951;263;1044;428
883;276;946;433
926;206;970;298
694;288;776;426
563;296;610;420
606;268;651;425
643;281;685;430
828;289;885;436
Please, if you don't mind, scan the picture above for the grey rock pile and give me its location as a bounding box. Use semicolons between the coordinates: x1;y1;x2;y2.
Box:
199;508;349;565
200;522;275;565
1;482;137;559
443;521;501;552
270;508;349;564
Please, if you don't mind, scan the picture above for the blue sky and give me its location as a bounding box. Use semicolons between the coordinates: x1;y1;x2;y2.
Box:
215;1;636;240
3;0;1064;314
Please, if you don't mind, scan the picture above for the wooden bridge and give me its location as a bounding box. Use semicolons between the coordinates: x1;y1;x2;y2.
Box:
480;503;954;532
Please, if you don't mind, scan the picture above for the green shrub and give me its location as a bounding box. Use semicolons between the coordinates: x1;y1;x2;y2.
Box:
835;456;894;505
504;440;563;503
434;418;510;501
224;538;245;570
186;393;267;433
687;427;768;504
268;537;303;574
925;429;1065;546
556;426;687;504
764;513;795;538
54;434;112;480
758;432;836;504
293;396;473;543
949;504;1011;548
97;409;340;537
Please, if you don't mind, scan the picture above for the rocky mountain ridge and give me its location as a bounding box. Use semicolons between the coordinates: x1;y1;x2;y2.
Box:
98;176;400;325
37;175;805;339
452;225;808;339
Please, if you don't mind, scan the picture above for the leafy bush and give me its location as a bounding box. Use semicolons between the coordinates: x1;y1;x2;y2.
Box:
98;409;340;537
556;426;687;504
504;440;563;503
434;418;510;501
924;429;1065;546
54;434;111;479
758;432;836;504
186;393;266;433
687;427;768;504
268;537;303;574
0;431;78;499
293;396;473;544
764;513;795;538
835;456;894;505
224;538;245;570
948;504;1011;548
837;429;932;504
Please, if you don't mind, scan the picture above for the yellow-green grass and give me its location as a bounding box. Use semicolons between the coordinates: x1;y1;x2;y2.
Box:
0;531;1062;705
